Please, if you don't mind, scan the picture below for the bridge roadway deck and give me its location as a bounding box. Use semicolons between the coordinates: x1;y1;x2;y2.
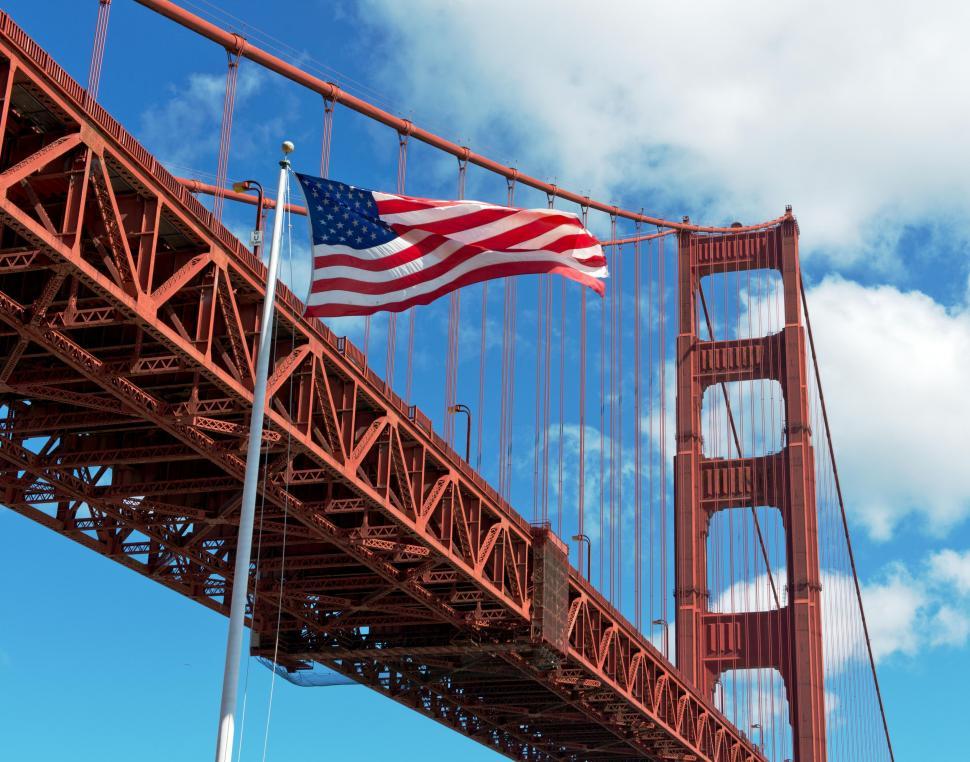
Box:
0;14;762;761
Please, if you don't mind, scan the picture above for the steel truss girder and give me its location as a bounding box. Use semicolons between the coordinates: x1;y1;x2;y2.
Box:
0;14;763;762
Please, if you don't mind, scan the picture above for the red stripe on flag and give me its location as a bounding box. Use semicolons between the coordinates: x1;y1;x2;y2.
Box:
313;233;447;272
306;261;606;318
389;206;516;236
311;238;607;295
313;226;602;275
388;209;585;240
375;197;462;215
471;219;598;254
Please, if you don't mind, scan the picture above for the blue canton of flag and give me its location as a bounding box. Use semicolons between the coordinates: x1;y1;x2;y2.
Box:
301;176;397;249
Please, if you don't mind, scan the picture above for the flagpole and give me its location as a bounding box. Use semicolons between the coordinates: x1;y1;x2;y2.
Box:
214;140;294;762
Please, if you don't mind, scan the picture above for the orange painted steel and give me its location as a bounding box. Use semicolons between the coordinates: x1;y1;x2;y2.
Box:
177;176;307;216
674;225;826;761
0;13;764;762
174;180;670;251
134;0;789;236
174;180;670;250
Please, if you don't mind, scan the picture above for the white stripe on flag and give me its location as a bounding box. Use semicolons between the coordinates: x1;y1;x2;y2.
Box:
307;244;608;307
311;241;605;285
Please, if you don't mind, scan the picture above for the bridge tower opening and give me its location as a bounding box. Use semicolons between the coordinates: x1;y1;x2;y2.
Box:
674;220;827;761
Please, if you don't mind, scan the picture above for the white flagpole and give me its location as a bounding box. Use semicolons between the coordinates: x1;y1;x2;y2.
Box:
214;140;294;762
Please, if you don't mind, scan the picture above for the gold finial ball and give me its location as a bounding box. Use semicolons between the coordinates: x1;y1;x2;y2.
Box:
281;140;295;155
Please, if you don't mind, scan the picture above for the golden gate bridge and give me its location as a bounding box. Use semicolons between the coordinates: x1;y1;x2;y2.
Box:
0;1;893;760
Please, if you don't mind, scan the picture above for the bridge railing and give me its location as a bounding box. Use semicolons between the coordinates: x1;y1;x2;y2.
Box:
0;10;773;760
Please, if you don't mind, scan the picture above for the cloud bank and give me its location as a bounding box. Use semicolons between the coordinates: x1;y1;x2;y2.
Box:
364;0;970;269
806;277;970;539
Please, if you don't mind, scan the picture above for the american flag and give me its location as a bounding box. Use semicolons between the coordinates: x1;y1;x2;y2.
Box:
295;173;608;318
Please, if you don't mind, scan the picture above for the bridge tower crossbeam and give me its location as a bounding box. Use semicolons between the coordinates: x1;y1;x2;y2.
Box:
675;223;827;761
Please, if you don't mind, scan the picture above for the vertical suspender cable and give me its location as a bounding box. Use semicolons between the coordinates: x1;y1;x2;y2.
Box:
385;131;408;392
444;155;467;444
659;233;668;635
608;214;617;603
556;275;565;536
647;235;655;630
213;47;242;222
87;0;112;102
634;220;642;631
541;267;553;522
319;97;334;177
477;281;488;470
406;306;416;404
535;190;555;524
615;221;624;608
599;224;607;588
577;203;589;576
398;121;415;404
538;193;554;523
498;175;517;497
498;274;510;493
542;192;555;524
504;285;517;498
800;275;895;762
533;274;545;522
363;131;385;364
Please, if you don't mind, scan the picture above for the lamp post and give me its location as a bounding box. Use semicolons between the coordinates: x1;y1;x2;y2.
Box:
751;722;763;752
652;617;669;660
231;179;265;256
571;533;591;580
448;404;472;462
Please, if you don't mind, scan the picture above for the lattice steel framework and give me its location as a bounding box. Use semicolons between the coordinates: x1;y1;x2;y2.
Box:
674;224;826;761
0;13;766;762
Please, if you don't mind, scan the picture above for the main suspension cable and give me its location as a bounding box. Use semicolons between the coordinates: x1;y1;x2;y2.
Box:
138;0;792;235
800;274;895;762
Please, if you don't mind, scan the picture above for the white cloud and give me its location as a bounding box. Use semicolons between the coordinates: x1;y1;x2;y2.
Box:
360;0;970;543
928;548;970;595
716;667;789;734
825;690;840;722
709;548;970;674
806;277;970;539
849;551;970;661
711;568;869;675
138;66;265;169
363;0;970;268
861;564;925;660
931;605;970;648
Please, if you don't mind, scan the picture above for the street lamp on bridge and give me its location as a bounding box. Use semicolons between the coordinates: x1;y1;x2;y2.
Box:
447;404;472;463
652;617;669;661
231;178;265;256
750;723;763;752
571;533;591;580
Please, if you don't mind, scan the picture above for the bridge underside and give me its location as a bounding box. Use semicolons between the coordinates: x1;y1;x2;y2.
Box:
0;12;762;762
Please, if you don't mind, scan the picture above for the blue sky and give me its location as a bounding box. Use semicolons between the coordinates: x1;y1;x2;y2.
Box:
1;1;968;760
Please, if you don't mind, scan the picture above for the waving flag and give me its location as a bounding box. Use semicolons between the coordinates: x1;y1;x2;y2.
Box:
295;173;608;318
